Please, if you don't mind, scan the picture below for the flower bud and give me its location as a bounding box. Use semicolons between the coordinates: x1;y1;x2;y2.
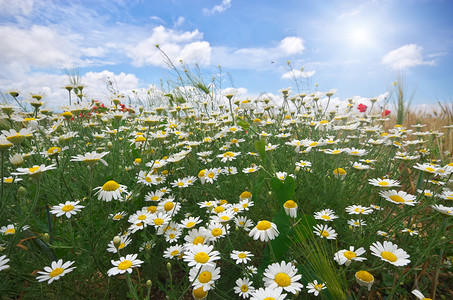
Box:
10;153;24;167
17;186;26;196
113;236;121;249
42;233;50;243
146;279;152;288
107;141;113;149
167;262;172;272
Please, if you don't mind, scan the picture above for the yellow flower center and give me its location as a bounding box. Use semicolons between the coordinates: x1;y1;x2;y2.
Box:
284;200;297;208
154;218;164;226
208;172;215;178
118;260;132;270
4;228;15;235
147;206;157;213
102;180;120;191
389;195;405;203
138;215;147;220
186;221;196;228
274;272;291;287
193;236;204;245
211;228;222;237
135;136;146;142
214;206;225;213
164;202;174;211
28;166;40;173
193;287;208;298
354;208;364;213
264;298;275;300
238;253;247;259
198;271;212;283
256;220;271;230
320;120;329;125
344;251;357;260
145;176;152;183
62;204;74;212
168;233;175;239
194;252;209;264
4;178;13;183
378;181;389;186
118;243;125;249
241;285;249;292
315;283;324;291
223;152;235;157
356;271;373;282
334;168;346;175
309;142;318;147
177;182;185;187
151;196;159;201
321;230;329;237
425;167;435;172
47;147;61;156
321;215;331;220
381;251;397;262
49;268;64;278
170;250;179;256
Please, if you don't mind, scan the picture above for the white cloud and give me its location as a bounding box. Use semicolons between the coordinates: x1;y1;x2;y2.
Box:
0;25;79;69
0;0;35;16
174;16;185;27
213;36;305;70
382;44;436;70
0;70;140;109
281;69;315;80
203;0;232;15
127;26;212;67
279;37;305;55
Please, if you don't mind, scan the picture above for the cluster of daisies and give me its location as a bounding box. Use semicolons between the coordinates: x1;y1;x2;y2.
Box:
1;92;452;299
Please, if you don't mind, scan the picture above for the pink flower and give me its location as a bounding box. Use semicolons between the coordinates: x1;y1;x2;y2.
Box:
382;109;391;117
357;104;367;113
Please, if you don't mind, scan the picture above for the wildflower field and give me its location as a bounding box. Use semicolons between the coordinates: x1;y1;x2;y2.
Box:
0;75;452;299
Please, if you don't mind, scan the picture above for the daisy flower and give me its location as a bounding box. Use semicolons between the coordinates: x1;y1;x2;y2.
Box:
0;255;10;272
313;224;337;240
36;259;76;284
163;244;184;259
314;209;338;221
370;241;410;266
351;162;371;170
368;178;401;188
250;286;287;300
306;280;326;296
243;165;260;173
110;211;127;221
217;151;240;163
107;254;143;276
235;216;254;231
379;190;418;206
12;164;56;180
231;250;254;264
249;220;279;242
179;216;203;229
355;271;374;291
1;224;18;235
208;222;229;242
377;230;389;238
402;228;419;236
70;151;109;166
164;229;182;243
413;163;438;174
93;180;128;202
189;264;221;292
263;261;303;294
144;190;166;202
239;198;254;211
184;227;209;246
234;277;255;299
348;219;367;227
334;246;367;266
107;235;132;253
431;204;453;217
283;200;298;218
345;205;373;215
50;201;85;218
149;212;172;229
183;244;221;269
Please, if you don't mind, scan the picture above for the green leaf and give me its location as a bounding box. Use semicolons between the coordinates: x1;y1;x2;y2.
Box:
195;82;210;94
254;138;266;164
236;118;250;130
270;209;292;260
270;176;295;205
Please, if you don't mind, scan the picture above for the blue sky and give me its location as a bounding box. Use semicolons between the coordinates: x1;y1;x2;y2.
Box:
0;0;452;108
